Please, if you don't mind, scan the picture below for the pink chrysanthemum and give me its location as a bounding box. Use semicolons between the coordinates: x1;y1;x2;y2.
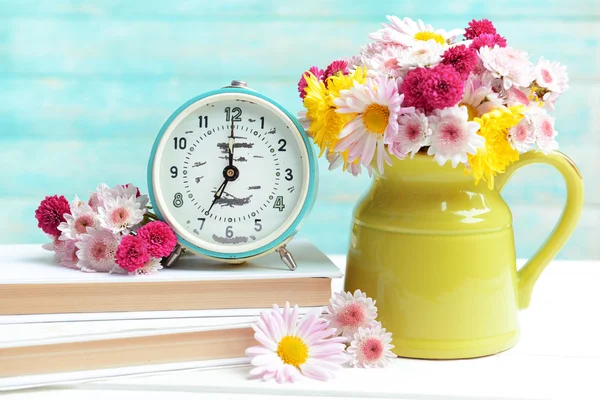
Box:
137;221;178;258
470;33;507;51
323;59;349;83
58;197;100;241
400;67;431;111
464;19;497;40
386;110;432;159
43;236;79;269
75;227;119;273
422;64;464;111
347;322;396;368
298;66;324;99
246;303;347;383
115;235;151;273
35;195;71;237
324;290;378;340
441;45;478;80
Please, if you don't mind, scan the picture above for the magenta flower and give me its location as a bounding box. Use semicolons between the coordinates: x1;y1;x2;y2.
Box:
297;66;324;99
401;65;464;112
115;235;150;273
470;33;507;51
400;67;431;111
441;44;478;80
323;59;349;82
464;18;497;40
137;221;178;258
35;195;71;237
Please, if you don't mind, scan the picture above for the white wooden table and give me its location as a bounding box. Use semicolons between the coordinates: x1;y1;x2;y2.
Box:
4;256;600;400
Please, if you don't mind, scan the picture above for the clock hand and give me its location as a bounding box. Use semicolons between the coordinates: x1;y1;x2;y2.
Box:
228;122;235;167
207;179;228;213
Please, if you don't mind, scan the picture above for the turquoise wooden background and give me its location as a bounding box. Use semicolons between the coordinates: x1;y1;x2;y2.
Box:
1;0;598;259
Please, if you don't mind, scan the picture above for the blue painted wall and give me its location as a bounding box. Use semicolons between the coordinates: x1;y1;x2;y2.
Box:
1;0;598;258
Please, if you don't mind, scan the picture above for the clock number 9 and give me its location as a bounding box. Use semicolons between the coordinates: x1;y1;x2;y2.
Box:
170;166;178;178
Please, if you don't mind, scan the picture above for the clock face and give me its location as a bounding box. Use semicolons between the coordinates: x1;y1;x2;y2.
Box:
150;91;312;257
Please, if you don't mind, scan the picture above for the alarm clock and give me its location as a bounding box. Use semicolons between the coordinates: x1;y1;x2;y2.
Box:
147;81;318;270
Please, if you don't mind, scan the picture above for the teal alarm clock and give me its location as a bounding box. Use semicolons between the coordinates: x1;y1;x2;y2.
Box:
147;81;318;269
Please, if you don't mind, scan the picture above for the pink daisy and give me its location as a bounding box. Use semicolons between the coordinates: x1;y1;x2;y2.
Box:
137;221;178;258
98;195;145;235
58;196;100;240
115;235;151;273
324;290;378;340
42;236;79;269
323;59;349;82
478;46;535;90
333;76;409;173
508;116;536;153
75;227;120;273
534;57;569;94
298;66;324;99
464;19;497;40
386;110;432;159
35;195;71;237
246;303;347;383
347;323;396;368
531;109;558;154
441;44;478;80
470;33;507;51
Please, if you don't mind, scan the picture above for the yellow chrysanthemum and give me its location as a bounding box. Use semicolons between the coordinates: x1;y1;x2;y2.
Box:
326;67;368;106
467;106;525;189
303;73;328;123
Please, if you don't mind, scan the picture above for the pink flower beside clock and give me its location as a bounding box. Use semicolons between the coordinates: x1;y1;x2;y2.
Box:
245;290;396;383
35;183;178;275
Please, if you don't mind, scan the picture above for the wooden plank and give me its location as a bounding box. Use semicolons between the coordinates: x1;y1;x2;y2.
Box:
0;19;597;79
0;79;596;141
0;0;598;19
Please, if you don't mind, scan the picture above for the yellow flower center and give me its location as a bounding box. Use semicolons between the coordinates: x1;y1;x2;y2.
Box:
413;31;446;45
459;102;478;121
277;335;309;368
362;104;390;135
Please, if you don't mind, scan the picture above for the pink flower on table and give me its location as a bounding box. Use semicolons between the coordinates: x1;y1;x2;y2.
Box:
347;322;396;368
297;66;324;99
98;195;145;235
35;195;71;237
137;221;178;258
75;227;119;273
58;196;100;241
470;33;507;51
464;19;498;40
324;290;378;340
246;303;347;383
115;235;150;273
427;105;484;167
130;258;163;275
386;110;432;159
43;236;78;269
441;44;478;80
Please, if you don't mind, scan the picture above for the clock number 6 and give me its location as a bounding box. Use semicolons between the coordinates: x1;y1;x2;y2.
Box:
226;225;234;238
273;196;285;212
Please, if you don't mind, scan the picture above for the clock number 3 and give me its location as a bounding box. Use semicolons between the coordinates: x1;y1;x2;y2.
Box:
273;196;285;212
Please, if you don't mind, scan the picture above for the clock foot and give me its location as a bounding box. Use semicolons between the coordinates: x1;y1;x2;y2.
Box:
164;244;185;268
277;245;297;271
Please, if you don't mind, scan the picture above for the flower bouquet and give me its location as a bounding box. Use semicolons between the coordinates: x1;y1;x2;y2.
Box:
35;183;177;275
298;16;568;188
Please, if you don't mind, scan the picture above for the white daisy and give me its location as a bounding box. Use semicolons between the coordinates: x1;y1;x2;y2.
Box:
98;195;145;234
333;76;410;173
478;46;535;90
505;86;531;107
347;322;396;368
534;57;569;94
326;150;373;177
362;46;406;79
427;106;484;167
130;258;163;275
369;16;464;47
397;39;445;69
105;183;149;209
386;110;431;159
530;108;558;154
58;196;100;240
460;77;505;118
324;289;378;340
508;116;536;153
75;227;120;273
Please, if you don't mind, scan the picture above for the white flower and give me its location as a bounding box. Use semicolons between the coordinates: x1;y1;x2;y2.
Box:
427;106;484;167
530;108;558;154
534;57;569;94
347;322;396;368
508;116;536;153
75;227;120;273
334;76;410;173
130;258;163;275
362;46;406;79
324;290;378;340
98;195;145;234
58;196;100;240
397;39;445;69
369;16;464;47
100;183;149;209
505;86;531;107
478;46;535;90
461;76;505;117
386;110;431;159
326;150;373;177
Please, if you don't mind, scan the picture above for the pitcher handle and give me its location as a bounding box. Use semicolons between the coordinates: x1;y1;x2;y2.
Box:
494;151;584;310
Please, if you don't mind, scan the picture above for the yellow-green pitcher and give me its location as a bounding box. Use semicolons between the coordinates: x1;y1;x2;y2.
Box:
344;151;583;359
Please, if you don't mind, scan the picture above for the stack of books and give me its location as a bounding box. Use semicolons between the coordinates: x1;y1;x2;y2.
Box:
0;241;341;390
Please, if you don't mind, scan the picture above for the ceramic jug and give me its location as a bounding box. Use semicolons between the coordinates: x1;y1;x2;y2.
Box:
344;151;583;359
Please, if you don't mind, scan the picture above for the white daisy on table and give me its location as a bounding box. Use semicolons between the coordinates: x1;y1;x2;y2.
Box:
333;76;410;173
397;39;445;70
103;183;149;209
427;105;484;167
130;258;163;275
369;16;464;47
478;46;535;90
58;196;100;240
75;227;120;273
98;195;145;235
324;289;378;340
347;322;396;368
386;110;432;159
